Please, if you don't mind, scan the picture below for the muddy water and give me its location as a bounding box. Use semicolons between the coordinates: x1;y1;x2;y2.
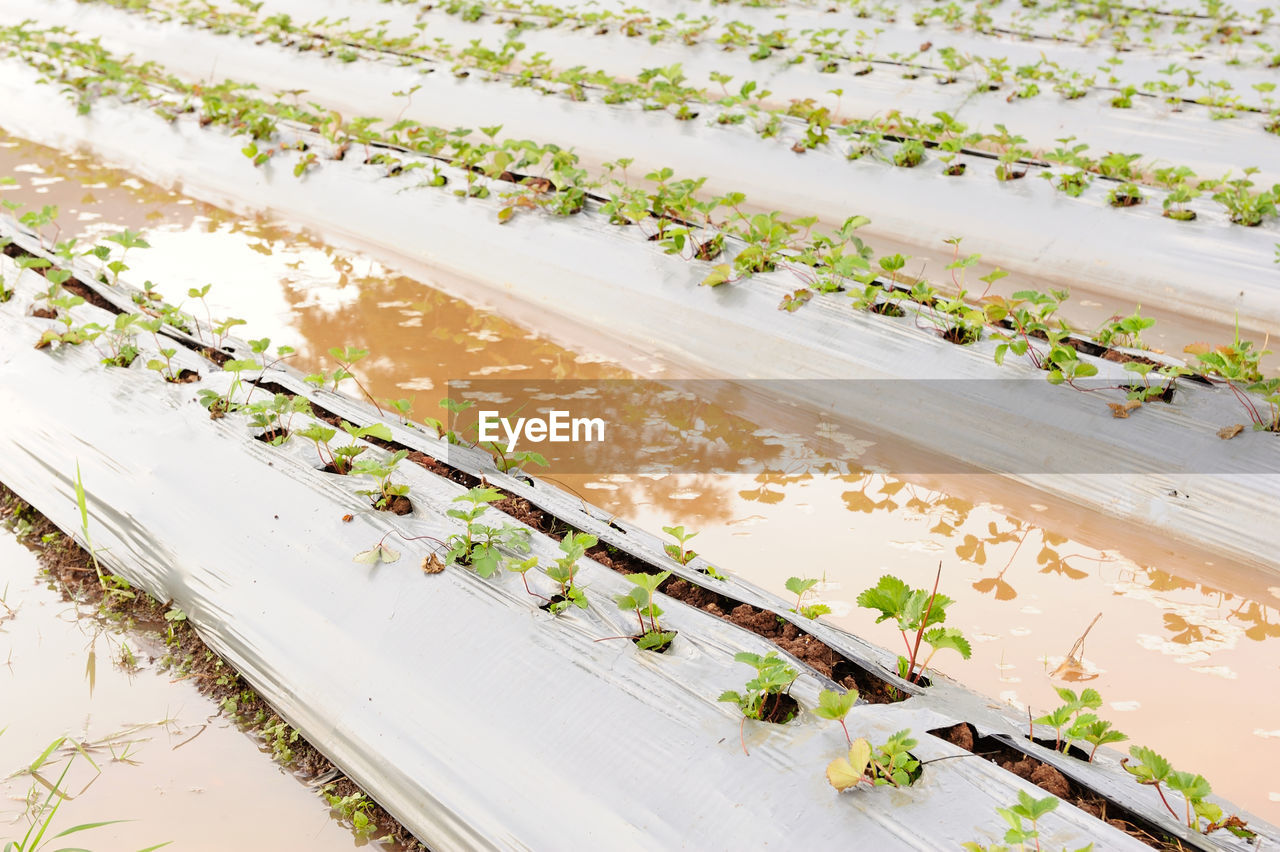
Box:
2;132;1278;825
0;530;381;851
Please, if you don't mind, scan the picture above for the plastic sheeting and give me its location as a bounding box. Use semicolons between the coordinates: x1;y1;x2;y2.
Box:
4;2;1278;349
2;240;1274;851
0;60;1277;575
0;254;1162;851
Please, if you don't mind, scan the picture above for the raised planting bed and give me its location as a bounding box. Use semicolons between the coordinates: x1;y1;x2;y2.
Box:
0;58;1277;576
1;227;1276;851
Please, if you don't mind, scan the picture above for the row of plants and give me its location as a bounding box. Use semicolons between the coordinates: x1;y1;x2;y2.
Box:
2;25;1278;437
687;0;1280;56
2;229;1259;847
417;0;1280;114
80;0;1280;212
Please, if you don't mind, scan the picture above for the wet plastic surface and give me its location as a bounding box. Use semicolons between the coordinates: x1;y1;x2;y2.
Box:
0;256;1175;850
0;63;1277;578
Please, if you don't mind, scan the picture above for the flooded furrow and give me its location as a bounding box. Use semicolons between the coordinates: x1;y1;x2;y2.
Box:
2;130;1276;825
0;527;384;851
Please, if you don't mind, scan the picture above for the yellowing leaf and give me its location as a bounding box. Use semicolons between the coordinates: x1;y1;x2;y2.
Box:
701;263;732;287
1218;424;1244;440
354;542;400;565
1183;342;1211;356
826;738;872;792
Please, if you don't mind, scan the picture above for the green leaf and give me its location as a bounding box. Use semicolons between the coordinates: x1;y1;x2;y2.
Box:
923;626;972;659
814;688;857;721
855;575;911;622
786;576;819;596
701;263;732;286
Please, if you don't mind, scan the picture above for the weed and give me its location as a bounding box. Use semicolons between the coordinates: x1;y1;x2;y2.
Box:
322;786;385;842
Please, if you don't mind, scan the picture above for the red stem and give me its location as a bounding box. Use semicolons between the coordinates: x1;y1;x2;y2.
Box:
907;562;942;683
1153;782;1180;822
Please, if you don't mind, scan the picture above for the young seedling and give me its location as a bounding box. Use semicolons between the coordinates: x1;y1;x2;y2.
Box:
663;524;698;564
445;486;530;578
297;421;392;474
351;450;411;512
544;532;596;614
814;688;858;744
196;358;259;418
785;576;832;619
1032;687;1102;753
719;651;800;754
103;228;150;285
1121;747;1251;836
856;564;970;684
612;569;676;651
245;393;309;444
328;345;385;415
961;791;1086;852
827;729;922;790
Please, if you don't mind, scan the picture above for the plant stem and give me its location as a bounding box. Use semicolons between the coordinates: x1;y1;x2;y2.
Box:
1153;782;1180;821
907;562;942;682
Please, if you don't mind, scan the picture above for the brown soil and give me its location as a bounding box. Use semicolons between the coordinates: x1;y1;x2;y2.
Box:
412;457;904;700
30;306;57;319
380;495;413;516
168;368;201;384
869;302;906;318
63;279;119;313
760;692;800;724
0;484;429;851
930;723;1197;850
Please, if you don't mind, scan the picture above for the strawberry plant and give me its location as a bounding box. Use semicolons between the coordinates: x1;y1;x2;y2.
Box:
1107;182;1144;207
196;357;258;418
545;531;596;614
1031;687;1117;755
1212;170;1277;225
785;576;832;619
613;569;676;651
826;729;921;790
719;651;799;753
445;486;530;577
297;421;393;474
1121;747;1252;837
1094;308;1154;349
351;450;411;512
814;688;857;744
663;524;698;565
245;393;308;444
961;791;1092;852
856;567;970;684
